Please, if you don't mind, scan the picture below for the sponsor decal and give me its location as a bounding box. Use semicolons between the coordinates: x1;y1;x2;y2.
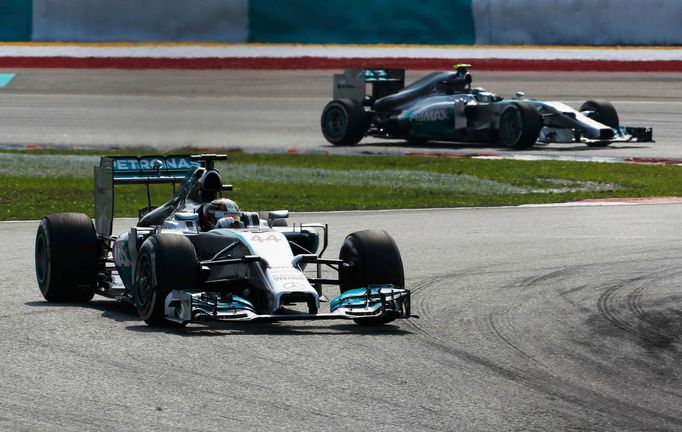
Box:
411;109;449;122
113;157;196;172
250;234;281;243
270;268;306;282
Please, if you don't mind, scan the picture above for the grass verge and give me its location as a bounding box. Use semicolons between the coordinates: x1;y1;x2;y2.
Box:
1;149;681;220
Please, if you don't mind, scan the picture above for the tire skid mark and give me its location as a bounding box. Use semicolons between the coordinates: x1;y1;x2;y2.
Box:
494;265;586;366
597;277;646;335
407;270;682;429
410;273;464;322
597;268;682;347
627;277;679;347
516;266;576;289
488;308;545;367
407;306;682;430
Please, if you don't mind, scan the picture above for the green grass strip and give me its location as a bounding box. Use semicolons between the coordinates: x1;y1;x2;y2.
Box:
1;150;680;220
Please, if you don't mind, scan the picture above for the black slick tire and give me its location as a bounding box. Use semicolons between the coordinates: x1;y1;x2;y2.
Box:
580;100;619;129
35;213;98;303
320;99;369;145
339;230;405;325
580;100;619;147
498;102;542;149
134;234;198;327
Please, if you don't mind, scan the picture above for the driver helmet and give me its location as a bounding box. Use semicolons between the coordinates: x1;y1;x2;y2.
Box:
203;198;241;229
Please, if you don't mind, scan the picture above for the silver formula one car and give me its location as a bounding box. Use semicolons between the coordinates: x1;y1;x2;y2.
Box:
321;65;653;149
34;154;411;327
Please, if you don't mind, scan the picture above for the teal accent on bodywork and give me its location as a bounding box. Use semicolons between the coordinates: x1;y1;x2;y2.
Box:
175;212;199;222
0;0;31;41
248;0;475;45
329;285;396;313
193;294;256;314
113;235;134;290
405;106;456;138
365;69;391;82
0;74;16;87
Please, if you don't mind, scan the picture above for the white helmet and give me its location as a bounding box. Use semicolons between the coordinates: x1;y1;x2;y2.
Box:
203;198;241;229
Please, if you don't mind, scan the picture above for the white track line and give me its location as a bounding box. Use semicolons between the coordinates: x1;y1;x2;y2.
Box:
1;44;682;61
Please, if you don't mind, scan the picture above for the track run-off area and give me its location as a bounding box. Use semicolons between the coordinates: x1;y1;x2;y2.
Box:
0;46;681;430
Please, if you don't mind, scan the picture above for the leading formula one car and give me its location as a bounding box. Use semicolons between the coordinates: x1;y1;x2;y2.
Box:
34;154;411;327
321;65;653;149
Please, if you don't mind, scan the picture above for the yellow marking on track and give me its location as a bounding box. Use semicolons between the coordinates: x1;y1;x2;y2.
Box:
0;42;680;50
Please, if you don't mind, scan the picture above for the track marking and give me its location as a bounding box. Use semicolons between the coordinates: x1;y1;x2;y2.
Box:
0;74;15;87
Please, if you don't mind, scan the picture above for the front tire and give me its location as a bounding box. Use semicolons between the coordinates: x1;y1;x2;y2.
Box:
321;99;369;145
498;102;542;149
580;100;619;129
580;100;619;147
134;234;198;327
339;230;405;325
35;213;97;303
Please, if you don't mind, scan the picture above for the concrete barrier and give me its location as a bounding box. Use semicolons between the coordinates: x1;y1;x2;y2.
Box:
31;0;248;42
5;0;682;45
473;0;682;45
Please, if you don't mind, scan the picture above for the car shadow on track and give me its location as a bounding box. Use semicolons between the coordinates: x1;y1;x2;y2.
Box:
332;140;650;153
126;321;411;337
26;299;143;323
523;144;651;153
26;300;411;337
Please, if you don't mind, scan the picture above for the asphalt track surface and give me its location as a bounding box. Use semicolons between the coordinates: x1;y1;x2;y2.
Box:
1;206;681;431
0;69;681;159
0;70;681;431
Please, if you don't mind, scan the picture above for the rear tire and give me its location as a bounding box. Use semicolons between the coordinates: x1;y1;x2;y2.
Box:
498;102;542;149
134;234;198;327
339;230;405;325
35;213;97;303
321;99;369;145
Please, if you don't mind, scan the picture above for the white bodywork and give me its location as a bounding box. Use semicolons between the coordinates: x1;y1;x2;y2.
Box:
213;228;319;309
160;222;321;323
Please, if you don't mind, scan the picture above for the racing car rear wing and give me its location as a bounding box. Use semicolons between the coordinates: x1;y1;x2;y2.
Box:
94;155;199;237
333;68;405;103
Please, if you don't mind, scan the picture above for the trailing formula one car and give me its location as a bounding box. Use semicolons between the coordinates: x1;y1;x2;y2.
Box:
34;154;411;327
321;65;653;149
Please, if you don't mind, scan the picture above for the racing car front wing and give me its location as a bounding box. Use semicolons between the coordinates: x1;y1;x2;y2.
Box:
164;285;411;324
538;125;653;145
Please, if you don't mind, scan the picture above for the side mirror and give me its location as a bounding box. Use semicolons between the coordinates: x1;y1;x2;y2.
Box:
268;210;289;227
268;210;289;220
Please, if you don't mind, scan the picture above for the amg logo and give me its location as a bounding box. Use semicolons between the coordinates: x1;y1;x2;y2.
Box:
411;110;449;122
